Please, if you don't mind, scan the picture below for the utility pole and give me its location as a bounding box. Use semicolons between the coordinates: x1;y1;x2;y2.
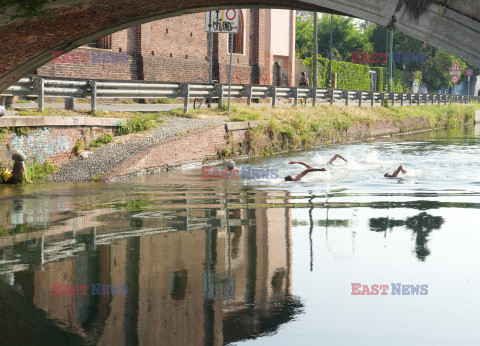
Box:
328;14;333;88
313;12;318;87
385;29;389;92
388;29;394;92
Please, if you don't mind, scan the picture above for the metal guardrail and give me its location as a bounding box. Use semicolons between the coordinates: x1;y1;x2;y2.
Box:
1;75;478;113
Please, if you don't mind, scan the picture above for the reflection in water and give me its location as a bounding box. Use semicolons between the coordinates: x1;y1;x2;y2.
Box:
0;188;302;345
369;212;444;261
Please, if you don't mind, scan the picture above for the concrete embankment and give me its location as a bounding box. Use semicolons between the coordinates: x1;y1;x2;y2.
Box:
99;107;480;181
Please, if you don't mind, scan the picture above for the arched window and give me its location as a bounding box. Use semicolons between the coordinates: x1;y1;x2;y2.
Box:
228;11;243;54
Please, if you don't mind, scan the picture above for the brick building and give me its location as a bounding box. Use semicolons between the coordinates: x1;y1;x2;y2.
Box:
38;9;296;86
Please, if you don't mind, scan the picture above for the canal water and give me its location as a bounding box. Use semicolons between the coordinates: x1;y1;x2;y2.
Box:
0;125;479;345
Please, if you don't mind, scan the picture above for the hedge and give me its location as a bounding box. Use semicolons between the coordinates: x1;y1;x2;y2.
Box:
303;58;408;92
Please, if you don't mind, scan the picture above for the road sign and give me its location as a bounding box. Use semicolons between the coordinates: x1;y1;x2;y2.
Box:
451;75;460;84
466;68;473;77
205;10;239;33
450;61;461;75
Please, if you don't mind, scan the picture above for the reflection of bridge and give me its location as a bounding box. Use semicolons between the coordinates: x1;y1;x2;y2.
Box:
0;192;301;344
0;1;480;90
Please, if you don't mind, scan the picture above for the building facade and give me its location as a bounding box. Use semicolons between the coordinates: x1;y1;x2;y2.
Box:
38;9;296;86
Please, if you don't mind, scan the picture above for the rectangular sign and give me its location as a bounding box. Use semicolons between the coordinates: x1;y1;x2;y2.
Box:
205;10;239;33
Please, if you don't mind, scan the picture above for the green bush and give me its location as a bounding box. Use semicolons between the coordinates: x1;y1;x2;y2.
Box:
26;160;58;181
117;113;163;135
89;133;114;148
304;58;407;92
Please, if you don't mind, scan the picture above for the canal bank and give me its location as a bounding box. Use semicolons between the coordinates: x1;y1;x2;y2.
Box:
98;104;480;181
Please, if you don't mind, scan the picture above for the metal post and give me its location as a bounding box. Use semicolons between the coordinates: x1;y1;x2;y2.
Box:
246;85;253;106
90;80;97;112
183;83;190;113
328;14;333;89
409;93;412;106
468;75;471;99
388;29;393;93
344;90;349;105
400;93;404;106
293;87;299;106
216;84;223;109
311;88;317;107
271;86;277;107
329;89;334;105
209;32;214;81
227;33;234;112
358;91;362;106
34;78;45;112
369;91;374;107
313;12;318;88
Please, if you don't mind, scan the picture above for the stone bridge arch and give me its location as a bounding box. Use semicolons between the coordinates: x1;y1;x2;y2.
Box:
0;0;479;91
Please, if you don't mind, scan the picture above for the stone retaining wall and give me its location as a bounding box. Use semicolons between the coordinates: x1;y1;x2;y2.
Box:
0;117;120;165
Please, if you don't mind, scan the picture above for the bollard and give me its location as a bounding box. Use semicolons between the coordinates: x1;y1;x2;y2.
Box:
65;97;76;110
11;151;26;183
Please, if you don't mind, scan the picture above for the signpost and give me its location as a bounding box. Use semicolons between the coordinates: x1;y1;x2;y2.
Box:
450;61;461;95
205;10;239;112
466;69;473;98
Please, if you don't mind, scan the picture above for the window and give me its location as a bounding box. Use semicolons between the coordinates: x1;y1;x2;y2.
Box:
85;35;112;50
228;11;243;54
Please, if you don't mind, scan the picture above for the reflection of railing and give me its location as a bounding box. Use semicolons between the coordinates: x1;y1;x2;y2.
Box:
2;75;477;113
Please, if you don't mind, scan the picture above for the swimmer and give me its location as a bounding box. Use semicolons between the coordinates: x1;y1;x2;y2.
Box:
284;154;347;181
227;160;235;170
384;165;407;178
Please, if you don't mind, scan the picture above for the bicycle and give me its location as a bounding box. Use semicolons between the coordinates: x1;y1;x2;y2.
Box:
193;78;218;109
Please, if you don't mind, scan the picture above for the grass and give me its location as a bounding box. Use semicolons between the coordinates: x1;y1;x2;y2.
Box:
89;133;114;148
117;112;164;135
154;98;177;104
25;160;58;181
188;103;480;156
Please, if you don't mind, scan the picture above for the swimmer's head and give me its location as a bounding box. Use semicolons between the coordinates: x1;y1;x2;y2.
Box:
227;160;235;170
284;175;294;181
384;173;391;178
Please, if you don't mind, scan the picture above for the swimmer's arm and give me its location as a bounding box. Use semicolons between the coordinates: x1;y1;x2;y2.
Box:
326;154;348;165
294;168;326;181
289;161;313;169
389;165;407;178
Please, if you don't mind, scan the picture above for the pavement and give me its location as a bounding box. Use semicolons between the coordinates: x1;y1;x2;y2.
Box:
11;101;182;112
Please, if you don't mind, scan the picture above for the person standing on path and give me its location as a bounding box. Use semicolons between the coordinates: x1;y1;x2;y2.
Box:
299;72;309;106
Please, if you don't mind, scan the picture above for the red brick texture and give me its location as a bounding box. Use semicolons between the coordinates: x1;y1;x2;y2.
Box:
0;0;315;91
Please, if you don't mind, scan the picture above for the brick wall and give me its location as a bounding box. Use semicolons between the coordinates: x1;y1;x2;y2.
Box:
37;10;269;85
37;28;143;80
0;126;117;166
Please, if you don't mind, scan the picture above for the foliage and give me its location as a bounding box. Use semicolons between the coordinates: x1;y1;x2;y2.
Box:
297;13;479;93
117;113;164;135
25;159;58;181
154;98;177;104
304;57;406;92
296;14;372;61
89;133;113;148
0;0;55;20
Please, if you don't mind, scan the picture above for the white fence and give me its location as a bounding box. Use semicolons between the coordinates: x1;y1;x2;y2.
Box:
1;75;477;113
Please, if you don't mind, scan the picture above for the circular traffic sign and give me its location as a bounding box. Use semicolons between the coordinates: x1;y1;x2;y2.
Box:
225;9;236;20
466;69;473;77
451;75;460;84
